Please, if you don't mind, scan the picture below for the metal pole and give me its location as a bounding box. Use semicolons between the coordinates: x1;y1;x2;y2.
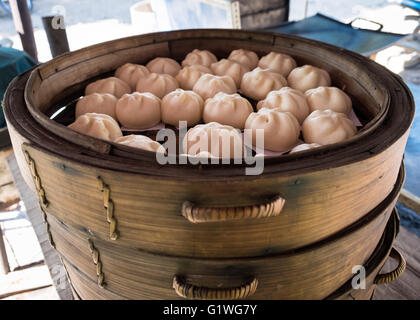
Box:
285;0;290;22
42;16;70;58
303;0;309;18
10;0;38;61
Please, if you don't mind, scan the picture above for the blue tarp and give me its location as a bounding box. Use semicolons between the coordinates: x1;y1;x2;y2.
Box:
402;0;420;12
398;83;420;237
266;13;405;55
404;83;420;197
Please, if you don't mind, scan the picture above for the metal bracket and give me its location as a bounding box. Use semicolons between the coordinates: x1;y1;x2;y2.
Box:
97;176;119;240
23;150;49;208
88;239;105;288
40;207;55;249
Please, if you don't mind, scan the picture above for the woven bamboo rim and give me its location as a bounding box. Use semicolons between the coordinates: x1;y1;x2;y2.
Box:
181;195;285;223
374;247;406;285
173;275;258;300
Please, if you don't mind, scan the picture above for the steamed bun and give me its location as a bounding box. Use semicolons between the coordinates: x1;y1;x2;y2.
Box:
210;59;249;87
146;57;181;77
68;113;122;141
245;108;300;152
182;49;217;68
203;92;253;129
240;67;287;101
305;86;352;115
183;122;243;158
114;134;165;153
115;63;150;91
287;65;331;92
75;93;117;120
258;52;297;77
175;65;212;90
135;73;179;98
256;87;309;124
85;77;131;98
116;92;161;129
228;49;259;70
302;109;357;145
193;74;236;100
161;89;204;127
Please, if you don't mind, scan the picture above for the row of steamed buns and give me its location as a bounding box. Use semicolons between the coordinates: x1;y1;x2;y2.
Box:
68;49;358;156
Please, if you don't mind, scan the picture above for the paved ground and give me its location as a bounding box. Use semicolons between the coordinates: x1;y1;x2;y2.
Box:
0;202;43;271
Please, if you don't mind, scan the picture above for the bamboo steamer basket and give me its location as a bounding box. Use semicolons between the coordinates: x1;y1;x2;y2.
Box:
44;165;404;299
61;210;405;300
327;210;404;300
66;212;405;300
3;29;414;259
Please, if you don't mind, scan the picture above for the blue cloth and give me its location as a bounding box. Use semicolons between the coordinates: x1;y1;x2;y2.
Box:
403;83;420;197
397;82;420;236
265;13;405;55
402;0;420;12
0;47;37;128
397;203;420;237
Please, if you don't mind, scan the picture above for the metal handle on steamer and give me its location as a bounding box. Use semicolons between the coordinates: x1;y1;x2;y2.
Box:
172;275;258;300
181;195;285;223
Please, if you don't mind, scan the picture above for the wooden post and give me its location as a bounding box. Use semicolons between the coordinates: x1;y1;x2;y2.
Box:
42;16;70;58
10;0;38;61
238;0;290;29
398;188;420;216
0;225;10;275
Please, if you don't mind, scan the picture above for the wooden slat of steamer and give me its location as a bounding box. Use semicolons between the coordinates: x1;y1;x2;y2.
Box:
46;196;395;300
15;138;405;259
63;259;126;300
56;211;400;300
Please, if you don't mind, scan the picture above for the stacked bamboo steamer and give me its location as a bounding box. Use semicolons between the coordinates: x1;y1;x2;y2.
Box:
3;29;414;299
